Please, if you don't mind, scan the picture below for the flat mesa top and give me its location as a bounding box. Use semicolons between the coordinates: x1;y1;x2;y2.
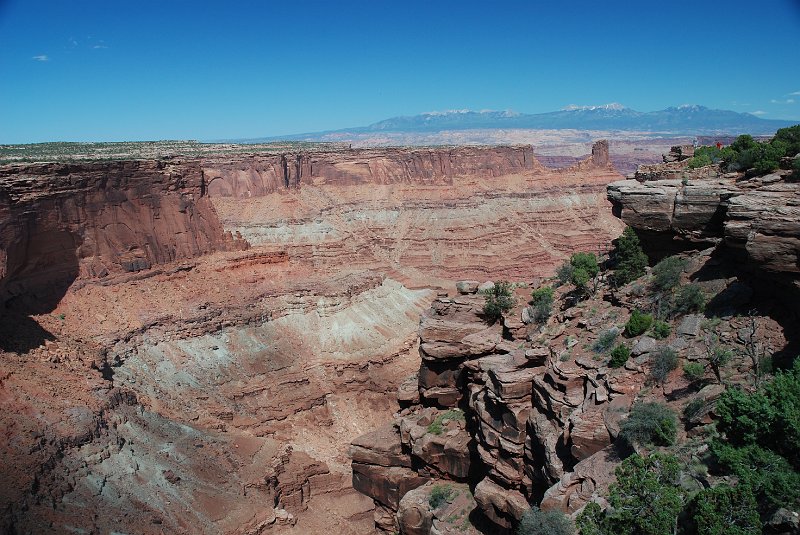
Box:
0;140;351;164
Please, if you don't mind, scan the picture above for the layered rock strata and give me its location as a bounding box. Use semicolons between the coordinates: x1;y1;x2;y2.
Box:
350;289;643;532
608;164;800;300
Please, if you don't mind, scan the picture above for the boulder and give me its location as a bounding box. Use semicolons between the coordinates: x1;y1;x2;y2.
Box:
455;280;480;295
473;477;528;529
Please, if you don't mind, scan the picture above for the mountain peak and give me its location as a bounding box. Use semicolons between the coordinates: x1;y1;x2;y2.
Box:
562;103;628;112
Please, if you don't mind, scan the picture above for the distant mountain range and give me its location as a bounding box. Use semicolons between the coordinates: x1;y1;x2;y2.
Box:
232;104;796;143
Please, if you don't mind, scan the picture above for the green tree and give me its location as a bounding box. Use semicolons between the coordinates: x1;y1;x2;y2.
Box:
691;483;761;535
570;252;599;278
711;442;800;513
482;280;515;322
619;402;677;448
715;361;800;467
611;227;648;286
517;506;574;535
576;453;684;535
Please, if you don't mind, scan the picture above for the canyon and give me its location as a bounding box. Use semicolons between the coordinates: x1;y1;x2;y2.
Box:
0;142;625;534
348;145;800;534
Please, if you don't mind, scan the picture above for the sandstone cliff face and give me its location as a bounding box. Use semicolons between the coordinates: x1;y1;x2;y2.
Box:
0;160;236;311
207;143;623;285
607;166;800;300
202;146;542;197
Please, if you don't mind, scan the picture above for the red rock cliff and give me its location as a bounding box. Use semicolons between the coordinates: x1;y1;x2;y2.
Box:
0;159;233;310
202;146;542;198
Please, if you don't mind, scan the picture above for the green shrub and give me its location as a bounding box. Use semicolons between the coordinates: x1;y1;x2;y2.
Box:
593;328;619;353
427;409;465;435
673;284;705;315
517;506;574;535
429;484;456;509
691;483;761;535
651;256;687;292
650;346;678;384
619;402;678;448
715;361;800;467
609;344;630;368
651;320;671;339
570;252;599;278
576;453;683;535
529;286;554;324
711;442;800;513
683;362;705;382
611;227;648;286
482;280;515;321
624;310;653;337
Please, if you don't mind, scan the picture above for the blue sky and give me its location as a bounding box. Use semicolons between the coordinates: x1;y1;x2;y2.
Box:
1;0;799;143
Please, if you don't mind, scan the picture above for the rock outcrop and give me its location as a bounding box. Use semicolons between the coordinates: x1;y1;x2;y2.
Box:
608;164;800;301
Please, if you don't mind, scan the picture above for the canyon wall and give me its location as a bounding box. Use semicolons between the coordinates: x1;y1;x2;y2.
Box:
205;143;623;286
0;160;238;313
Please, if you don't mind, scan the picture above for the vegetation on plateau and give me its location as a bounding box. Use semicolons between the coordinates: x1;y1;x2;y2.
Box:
687;125;800;175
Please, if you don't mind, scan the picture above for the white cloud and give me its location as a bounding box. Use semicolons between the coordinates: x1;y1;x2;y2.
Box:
93;44;108;49
32;55;49;61
750;110;767;116
788;99;796;104
789;91;800;96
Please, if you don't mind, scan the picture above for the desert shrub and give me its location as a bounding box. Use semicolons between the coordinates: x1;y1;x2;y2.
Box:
672;284;705;315
619;402;678;448
611;227;648;286
482;280;515;321
650;346;679;384
556;261;574;286
427;409;465;435
683;362;705;382
517;506;574;535
651;320;671;339
609;344;630;368
429;484;456;509
624;310;653;337
529;286;554;324
690;483;762;535
576;453;683;535
593;328;619;353
651;256;687;292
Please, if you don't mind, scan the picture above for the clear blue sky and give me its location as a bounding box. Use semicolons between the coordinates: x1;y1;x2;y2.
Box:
1;0;799;143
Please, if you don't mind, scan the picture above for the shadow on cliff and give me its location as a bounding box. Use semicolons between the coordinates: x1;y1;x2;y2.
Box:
692;246;800;370
0;229;80;353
